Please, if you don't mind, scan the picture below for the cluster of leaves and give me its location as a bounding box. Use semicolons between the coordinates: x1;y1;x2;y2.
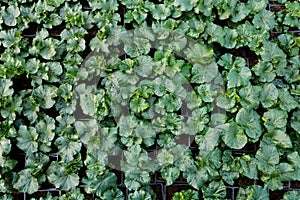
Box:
0;0;299;199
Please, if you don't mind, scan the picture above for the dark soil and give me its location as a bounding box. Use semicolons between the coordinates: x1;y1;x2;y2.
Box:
247;57;259;67
290;181;300;189
49;23;66;37
269;5;286;12
269;190;285;200
151;184;164;200
235;176;255;187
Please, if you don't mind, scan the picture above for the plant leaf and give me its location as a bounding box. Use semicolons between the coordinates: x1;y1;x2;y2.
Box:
236;108;263;142
13;169;39;194
263;109;288;132
221;122;247;149
17;125;38;154
260;83;278;108
256;145;279;174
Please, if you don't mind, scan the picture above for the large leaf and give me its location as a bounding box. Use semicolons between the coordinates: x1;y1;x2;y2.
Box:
260;41;286;64
191;62;218;84
173;0;194;11
260;83;278;108
197;84;218;103
252;61;276;82
184;107;209;135
80;93;96;117
282;191;300;200
3;5;20;26
184;43;215;65
0;137;11;167
46;0;65;7
236;108;263;142
201;181;226;199
195;127;220;156
256;145;279;174
184;165;208;190
99;127;118;152
0;79;14;97
223;27;238;49
278;89;298;112
271;130;292;149
227;66;251;88
239;85;261;109
17;125;38;154
13;169;39;194
161;166;180;186
128;189;153;200
36;116;55;152
231;3;251;22
55;136;82;162
253;10;276;29
102;189;125;200
47;161;80;191
291;110;300;134
263;109;288;132
172;189;199;200
75;119;99;145
221;122;247;149
83;171;118;198
236;185;269;200
216;92;236;111
239;155;258;180
33;85;57;109
84;149;107;178
287;152;300;167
